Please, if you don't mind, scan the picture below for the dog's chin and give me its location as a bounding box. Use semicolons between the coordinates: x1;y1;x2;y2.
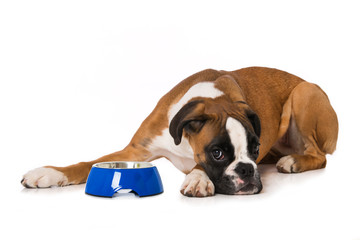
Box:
215;182;262;195
234;183;262;195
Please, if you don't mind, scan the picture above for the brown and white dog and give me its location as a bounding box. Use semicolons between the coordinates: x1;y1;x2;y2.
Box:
21;67;338;197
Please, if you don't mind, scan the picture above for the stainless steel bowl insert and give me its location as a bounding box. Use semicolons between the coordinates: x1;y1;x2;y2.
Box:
93;162;154;169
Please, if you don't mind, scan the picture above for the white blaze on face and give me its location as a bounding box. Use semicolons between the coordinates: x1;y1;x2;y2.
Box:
224;117;257;179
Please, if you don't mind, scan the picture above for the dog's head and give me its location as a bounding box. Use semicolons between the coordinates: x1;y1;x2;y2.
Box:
169;96;262;195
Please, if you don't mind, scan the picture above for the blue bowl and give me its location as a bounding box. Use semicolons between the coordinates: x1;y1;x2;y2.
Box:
85;162;163;197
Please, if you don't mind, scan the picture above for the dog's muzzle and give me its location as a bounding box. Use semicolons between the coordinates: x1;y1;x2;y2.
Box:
215;162;263;195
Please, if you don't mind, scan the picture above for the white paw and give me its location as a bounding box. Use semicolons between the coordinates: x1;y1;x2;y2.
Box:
180;169;215;197
21;167;68;188
276;155;296;173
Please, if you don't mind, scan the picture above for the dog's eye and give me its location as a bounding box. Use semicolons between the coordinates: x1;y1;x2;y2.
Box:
212;149;224;160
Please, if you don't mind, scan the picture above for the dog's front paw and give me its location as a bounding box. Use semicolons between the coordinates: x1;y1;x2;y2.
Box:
21;167;69;188
180;169;215;197
276;155;298;173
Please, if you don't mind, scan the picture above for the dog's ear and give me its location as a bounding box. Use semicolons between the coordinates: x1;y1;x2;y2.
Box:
235;101;261;138
169;100;208;145
246;109;261;138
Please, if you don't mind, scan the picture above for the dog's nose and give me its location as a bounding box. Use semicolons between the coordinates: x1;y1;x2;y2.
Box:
235;163;255;179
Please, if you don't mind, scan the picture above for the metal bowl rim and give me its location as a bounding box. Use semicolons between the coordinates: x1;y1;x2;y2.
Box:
92;161;154;169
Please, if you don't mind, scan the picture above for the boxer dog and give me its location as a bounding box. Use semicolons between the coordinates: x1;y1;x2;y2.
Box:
21;67;338;197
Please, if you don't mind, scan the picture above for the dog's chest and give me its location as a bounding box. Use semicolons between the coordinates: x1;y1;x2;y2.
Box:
150;128;196;173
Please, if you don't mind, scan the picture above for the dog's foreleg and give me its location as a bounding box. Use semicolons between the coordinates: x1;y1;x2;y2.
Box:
180;165;215;197
21;143;154;188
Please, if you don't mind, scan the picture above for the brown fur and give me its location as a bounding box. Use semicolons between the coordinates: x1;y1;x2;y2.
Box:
23;67;338;186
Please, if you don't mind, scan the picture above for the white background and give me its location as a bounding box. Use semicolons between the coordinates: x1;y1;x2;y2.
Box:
1;0;359;239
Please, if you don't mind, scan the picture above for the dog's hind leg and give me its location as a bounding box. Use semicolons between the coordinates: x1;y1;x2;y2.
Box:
276;82;338;173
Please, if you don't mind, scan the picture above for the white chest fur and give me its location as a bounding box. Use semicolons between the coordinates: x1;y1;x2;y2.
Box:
151;128;195;173
150;82;224;173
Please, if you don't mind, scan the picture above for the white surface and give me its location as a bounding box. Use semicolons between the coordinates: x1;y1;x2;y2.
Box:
1;1;359;240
